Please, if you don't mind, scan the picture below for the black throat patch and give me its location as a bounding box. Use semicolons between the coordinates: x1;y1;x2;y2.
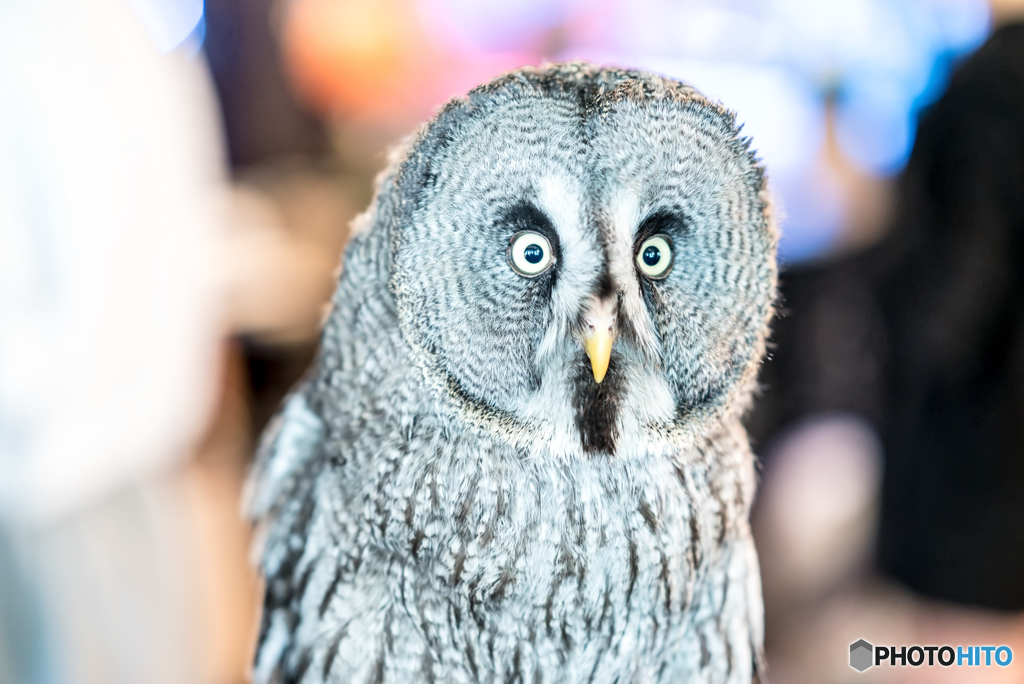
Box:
571;356;622;455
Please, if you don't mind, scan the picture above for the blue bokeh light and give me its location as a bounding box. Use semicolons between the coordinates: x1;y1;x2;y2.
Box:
124;0;204;54
420;0;991;261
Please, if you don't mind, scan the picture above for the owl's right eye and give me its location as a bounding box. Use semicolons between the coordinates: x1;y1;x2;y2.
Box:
508;231;554;277
636;234;674;279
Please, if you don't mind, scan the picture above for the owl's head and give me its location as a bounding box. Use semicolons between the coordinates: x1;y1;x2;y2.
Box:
377;63;776;456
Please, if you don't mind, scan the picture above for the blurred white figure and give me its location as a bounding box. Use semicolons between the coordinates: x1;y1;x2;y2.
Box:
0;1;225;682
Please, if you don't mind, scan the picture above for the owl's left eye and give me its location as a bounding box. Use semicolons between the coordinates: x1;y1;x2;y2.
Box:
636;234;674;279
508;231;554;277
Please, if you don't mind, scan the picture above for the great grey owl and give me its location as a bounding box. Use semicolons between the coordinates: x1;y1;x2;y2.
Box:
248;62;778;684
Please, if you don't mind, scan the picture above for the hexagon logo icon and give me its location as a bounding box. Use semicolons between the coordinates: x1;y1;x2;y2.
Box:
850;639;874;672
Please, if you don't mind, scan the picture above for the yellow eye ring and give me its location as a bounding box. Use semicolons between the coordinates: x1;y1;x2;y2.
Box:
636;234;674;279
508;231;554;277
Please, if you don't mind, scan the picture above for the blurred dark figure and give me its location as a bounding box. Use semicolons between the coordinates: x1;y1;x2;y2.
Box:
204;0;342;437
204;0;330;168
875;21;1024;609
751;21;1024;610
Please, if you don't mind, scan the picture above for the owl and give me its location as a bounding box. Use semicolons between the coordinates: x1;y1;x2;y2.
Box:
248;62;777;684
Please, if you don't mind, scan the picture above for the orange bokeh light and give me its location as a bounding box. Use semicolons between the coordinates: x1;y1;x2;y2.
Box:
280;0;533;125
282;0;428;119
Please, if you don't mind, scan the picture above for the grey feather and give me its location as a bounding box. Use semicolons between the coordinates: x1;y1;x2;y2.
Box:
248;62;778;684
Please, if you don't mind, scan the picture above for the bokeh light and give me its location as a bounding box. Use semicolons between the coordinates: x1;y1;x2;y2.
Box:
124;0;205;53
281;0;991;259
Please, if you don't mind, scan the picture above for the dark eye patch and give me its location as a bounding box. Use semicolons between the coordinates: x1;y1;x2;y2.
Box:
497;201;562;286
634;211;686;245
633;211;685;290
500;202;558;242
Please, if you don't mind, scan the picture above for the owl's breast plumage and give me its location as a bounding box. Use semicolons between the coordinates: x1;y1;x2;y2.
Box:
298;377;761;681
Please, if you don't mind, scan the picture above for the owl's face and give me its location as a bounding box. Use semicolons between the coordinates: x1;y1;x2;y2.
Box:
390;68;776;456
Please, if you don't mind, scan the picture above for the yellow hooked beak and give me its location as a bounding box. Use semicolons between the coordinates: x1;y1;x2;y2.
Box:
583;329;614;383
582;297;617;384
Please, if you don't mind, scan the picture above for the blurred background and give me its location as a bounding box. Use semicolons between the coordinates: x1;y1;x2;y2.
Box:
2;0;1024;682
